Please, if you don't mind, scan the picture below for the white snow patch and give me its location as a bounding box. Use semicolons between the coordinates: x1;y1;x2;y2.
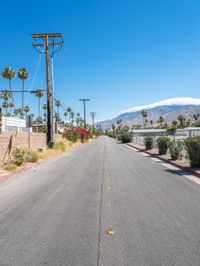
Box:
119;97;200;115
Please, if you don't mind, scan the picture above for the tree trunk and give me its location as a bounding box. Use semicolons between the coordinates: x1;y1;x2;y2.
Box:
22;80;24;117
38;98;40;117
9;79;15;112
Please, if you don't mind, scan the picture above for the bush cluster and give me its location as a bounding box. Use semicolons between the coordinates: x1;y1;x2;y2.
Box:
144;137;154;150
63;128;92;143
12;148;40;166
169;140;183;160
156;136;170;155
120;131;132;143
184;136;200;167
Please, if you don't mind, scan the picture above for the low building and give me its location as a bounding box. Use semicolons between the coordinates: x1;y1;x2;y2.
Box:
2;116;29;132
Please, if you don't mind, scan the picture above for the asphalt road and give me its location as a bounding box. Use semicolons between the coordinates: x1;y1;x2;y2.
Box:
0;136;200;266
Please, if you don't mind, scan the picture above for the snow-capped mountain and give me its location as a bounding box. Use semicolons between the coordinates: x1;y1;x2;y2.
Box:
99;98;200;130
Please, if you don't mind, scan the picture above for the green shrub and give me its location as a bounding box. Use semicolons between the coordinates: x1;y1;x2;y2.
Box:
4;163;17;171
63;131;80;143
54;141;67;152
169;140;183;160
156;136;170;155
12;148;26;166
120;132;132;143
25;150;40;162
144;137;153;150
184;136;200;167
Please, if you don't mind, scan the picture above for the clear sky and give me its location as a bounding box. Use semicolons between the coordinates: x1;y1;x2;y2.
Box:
0;0;200;122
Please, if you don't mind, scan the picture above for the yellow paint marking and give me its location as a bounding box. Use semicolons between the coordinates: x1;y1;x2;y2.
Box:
107;229;115;235
106;186;111;190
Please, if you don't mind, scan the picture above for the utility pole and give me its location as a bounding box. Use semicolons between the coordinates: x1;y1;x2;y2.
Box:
31;33;63;146
90;112;96;130
79;99;90;129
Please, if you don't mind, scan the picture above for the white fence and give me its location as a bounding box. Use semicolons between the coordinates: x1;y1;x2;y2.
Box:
132;128;200;147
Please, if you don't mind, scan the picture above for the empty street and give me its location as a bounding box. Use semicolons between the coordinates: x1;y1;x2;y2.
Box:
0;136;200;266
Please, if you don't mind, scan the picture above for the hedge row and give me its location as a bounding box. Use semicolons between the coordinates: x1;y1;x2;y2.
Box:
144;136;200;168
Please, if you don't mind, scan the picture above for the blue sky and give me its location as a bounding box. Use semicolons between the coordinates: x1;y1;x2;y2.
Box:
0;0;200;122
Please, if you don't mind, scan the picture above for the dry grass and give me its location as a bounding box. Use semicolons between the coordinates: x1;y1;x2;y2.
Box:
4;163;17;171
39;139;73;160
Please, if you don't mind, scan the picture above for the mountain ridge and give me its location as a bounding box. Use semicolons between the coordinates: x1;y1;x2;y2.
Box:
99;98;200;130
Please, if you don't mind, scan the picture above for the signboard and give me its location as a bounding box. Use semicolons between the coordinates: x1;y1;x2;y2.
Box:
26;114;33;128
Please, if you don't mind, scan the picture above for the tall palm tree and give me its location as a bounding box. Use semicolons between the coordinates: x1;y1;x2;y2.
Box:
70;111;75;126
1;90;11;116
150;120;153;128
67;107;72;122
79;117;83;128
2;67;16;111
35;89;44;117
18;68;29;116
64;112;67;120
158;116;164;127
193;114;198;122
55;100;61;121
9;102;14;115
141;110;148;128
2;101;9;116
177;114;186;128
24;105;30;115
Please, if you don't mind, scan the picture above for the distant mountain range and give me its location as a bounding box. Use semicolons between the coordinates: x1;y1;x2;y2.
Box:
98;98;200;130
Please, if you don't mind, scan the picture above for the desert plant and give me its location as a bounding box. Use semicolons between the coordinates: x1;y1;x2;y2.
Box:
144;136;153;150
120;131;132;143
169;140;183;160
156;136;170;155
4;163;17;171
25;150;40;162
63;131;80;143
12;148;26;165
184;136;200;167
54;141;67;152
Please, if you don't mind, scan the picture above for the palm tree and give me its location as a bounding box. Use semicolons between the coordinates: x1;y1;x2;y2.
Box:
9;102;14;115
79;117;83;128
70;111;75;126
112;124;116;131
67;107;72;122
193;114;198;123
55;100;61;121
2;101;9;116
141;110;148;128
24;105;30;115
1;67;16;111
158;116;164;127
35;89;44;117
150;120;153;128
64;112;67;121
18;68;29;116
177;114;186;128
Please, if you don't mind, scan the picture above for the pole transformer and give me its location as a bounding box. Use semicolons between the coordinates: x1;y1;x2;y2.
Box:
31;33;63;146
79;99;90;129
90;112;96;129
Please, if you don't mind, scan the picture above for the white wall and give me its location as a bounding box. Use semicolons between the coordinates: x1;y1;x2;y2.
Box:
2;117;30;132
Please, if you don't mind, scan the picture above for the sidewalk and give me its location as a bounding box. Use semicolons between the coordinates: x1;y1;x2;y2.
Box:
127;142;200;178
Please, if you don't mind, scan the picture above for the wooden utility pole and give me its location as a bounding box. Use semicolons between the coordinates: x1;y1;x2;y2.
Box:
79;99;90;129
90;112;96;130
31;33;63;146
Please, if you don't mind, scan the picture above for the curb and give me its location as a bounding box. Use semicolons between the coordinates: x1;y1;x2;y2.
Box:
126;143;200;179
0;162;38;182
